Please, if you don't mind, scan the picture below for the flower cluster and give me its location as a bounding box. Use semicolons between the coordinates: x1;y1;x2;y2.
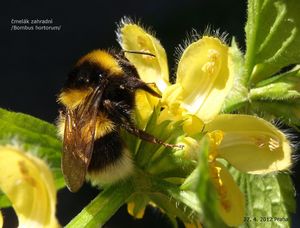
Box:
118;20;292;226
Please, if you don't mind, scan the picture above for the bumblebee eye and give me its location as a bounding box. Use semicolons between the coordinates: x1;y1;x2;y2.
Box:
77;76;89;84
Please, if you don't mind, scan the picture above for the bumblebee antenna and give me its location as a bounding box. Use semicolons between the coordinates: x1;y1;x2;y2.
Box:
122;50;156;57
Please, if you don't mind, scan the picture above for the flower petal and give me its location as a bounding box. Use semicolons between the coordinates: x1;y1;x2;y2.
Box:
182;114;204;136
0;211;3;227
206;114;292;174
210;161;245;227
127;201;145;219
176;36;233;122
135;90;159;128
0;145;59;227
161;83;183;113
118;22;169;92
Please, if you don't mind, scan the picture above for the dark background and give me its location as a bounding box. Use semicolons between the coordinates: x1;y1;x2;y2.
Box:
1;0;299;227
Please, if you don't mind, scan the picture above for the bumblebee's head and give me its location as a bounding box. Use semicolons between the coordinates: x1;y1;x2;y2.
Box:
64;49;124;90
65;62;103;89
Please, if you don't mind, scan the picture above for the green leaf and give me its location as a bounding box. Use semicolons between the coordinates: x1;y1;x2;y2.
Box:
229;167;295;228
66;181;133;228
247;67;300;126
245;0;300;85
0;108;64;189
250;67;300;100
182;137;226;227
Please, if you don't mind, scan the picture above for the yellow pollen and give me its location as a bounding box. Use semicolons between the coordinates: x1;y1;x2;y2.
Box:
208;130;224;161
137;35;147;47
210;165;231;212
252;135;280;151
221;198;231;212
201;49;220;75
18;160;29;175
18;161;37;187
208;151;217;162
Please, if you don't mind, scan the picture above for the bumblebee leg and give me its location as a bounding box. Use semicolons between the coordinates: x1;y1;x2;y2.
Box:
123;77;161;98
114;55;161;98
115;55;140;78
121;122;183;149
103;100;183;149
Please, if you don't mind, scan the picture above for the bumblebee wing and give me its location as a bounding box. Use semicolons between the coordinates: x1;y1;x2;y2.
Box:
62;83;107;192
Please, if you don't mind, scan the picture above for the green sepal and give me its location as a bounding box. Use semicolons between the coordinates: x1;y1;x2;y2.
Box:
127;193;149;218
222;38;248;113
250;67;300;100
0;191;11;208
149;176;202;225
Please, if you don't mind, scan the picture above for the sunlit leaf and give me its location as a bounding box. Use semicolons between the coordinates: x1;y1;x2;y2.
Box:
245;0;300;84
230;167;295;228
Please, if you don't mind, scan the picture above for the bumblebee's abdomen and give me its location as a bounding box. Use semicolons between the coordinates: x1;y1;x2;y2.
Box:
88;131;123;171
86;131;133;186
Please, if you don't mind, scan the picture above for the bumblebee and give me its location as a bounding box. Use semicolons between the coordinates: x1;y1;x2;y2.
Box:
57;49;178;192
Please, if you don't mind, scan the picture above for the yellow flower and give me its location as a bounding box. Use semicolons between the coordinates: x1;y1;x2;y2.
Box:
205;114;292;174
120;23;234;126
207;131;245;227
120;23;170;92
0;145;59;228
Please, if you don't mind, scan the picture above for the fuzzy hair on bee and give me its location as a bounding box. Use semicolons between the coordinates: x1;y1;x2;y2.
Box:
57;49;180;192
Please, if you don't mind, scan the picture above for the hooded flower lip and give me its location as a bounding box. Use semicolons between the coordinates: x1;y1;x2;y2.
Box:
209;161;245;227
118;21;169;92
176;36;233;123
207;130;245;227
0;145;59;228
205;114;292;174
